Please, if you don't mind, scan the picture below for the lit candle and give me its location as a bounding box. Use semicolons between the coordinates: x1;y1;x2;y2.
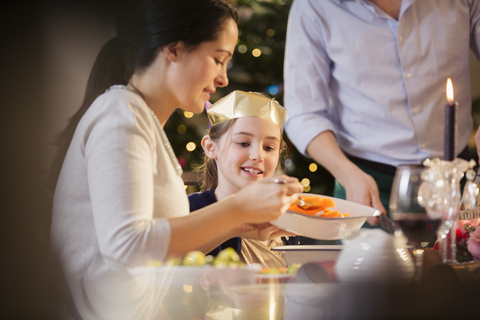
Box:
444;78;457;161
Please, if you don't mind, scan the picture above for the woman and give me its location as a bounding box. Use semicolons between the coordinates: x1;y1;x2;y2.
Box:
50;0;302;319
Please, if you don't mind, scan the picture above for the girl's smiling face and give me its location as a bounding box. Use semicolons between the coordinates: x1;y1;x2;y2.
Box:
213;117;282;195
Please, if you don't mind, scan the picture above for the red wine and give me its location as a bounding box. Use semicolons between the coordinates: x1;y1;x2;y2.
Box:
397;217;441;246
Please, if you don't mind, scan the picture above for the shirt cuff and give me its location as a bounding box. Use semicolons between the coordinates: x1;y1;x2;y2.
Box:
285;113;337;157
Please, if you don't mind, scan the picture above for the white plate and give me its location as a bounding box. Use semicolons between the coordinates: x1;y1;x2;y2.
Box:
272;245;343;265
271;194;380;240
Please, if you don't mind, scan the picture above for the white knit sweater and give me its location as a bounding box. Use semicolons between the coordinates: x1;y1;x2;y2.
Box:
51;86;189;319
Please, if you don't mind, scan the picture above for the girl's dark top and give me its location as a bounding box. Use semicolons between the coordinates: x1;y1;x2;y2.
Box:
188;188;299;256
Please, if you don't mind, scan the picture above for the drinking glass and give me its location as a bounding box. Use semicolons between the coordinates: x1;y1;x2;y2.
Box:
389;165;442;283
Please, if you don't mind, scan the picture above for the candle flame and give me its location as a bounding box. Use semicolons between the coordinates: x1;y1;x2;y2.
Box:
446;78;454;104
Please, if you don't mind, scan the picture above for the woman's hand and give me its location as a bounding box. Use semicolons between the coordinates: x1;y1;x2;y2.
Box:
232;175;303;224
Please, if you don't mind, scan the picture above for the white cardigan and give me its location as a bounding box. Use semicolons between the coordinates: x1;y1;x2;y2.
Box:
51;86;189;319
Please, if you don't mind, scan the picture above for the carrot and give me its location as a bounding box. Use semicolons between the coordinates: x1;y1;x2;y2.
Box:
288;196;350;218
321;209;340;217
278;267;288;274
321;197;336;209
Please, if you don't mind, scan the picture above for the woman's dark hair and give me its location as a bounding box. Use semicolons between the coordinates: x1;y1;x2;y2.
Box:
48;0;238;191
199;119;287;191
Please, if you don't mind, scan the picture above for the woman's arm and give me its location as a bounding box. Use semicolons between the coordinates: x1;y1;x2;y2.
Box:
167;177;302;258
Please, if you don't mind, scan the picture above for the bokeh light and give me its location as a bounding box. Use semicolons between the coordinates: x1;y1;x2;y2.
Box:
252;48;261;57
238;44;247;54
186;142;196;152
183;111;194;118
261;47;272;55
268;85;278;95
177;124;186;134
301;178;310;187
285;158;293;168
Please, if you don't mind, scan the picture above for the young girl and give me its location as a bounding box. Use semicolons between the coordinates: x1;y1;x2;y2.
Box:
49;1;302;318
189;90;299;268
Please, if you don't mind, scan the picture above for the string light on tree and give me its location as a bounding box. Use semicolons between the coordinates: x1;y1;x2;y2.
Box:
252;35;261;43
252;48;261;57
301;178;311;192
238;44;247;53
261;47;272;55
186;142;196;152
177;124;186;134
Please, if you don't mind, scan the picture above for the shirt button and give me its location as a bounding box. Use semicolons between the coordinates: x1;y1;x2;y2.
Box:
398;35;404;41
412;108;418;114
406;73;412;79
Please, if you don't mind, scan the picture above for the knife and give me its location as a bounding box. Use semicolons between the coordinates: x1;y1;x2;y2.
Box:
374;212;396;235
380;214;396;234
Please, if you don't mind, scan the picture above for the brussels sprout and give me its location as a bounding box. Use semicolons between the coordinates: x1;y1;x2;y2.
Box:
267;268;282;274
182;251;206;266
165;257;181;266
213;247;242;267
287;263;301;275
205;255;214;264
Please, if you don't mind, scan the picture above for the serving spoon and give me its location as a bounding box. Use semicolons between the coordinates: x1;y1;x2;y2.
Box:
297;197;317;210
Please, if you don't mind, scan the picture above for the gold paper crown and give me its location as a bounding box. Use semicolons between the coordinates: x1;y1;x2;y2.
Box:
207;90;286;130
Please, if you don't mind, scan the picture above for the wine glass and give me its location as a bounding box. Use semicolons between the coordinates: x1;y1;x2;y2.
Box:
389;165;442;283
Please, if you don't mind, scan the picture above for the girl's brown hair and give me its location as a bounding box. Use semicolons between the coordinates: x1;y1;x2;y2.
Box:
198;118;287;191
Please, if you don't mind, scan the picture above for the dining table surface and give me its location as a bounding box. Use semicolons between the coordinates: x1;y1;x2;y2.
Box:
205;256;480;320
143;248;480;320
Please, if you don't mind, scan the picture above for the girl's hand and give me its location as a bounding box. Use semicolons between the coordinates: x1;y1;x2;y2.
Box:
233;175;303;224
232;222;297;241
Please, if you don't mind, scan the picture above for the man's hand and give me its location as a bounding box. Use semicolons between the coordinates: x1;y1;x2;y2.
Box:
306;131;385;226
343;165;385;226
